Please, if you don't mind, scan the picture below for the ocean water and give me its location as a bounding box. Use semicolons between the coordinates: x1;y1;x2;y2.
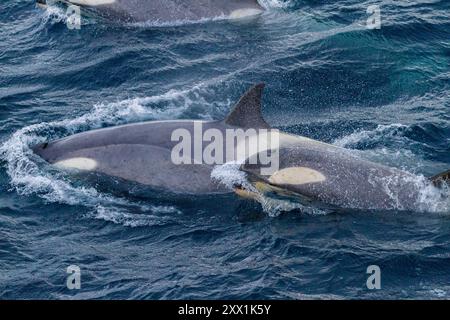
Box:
1;0;450;299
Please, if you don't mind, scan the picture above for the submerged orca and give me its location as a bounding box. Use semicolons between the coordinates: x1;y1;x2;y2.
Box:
33;84;450;211
36;0;265;23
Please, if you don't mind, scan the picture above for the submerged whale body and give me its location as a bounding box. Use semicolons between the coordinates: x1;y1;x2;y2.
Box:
33;84;450;211
37;0;265;23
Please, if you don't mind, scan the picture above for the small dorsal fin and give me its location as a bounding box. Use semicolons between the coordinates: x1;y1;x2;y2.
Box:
430;169;450;188
224;83;270;129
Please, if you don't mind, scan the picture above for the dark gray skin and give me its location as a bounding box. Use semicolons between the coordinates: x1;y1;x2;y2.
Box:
34;120;232;193
33;84;448;211
242;145;431;211
37;0;265;23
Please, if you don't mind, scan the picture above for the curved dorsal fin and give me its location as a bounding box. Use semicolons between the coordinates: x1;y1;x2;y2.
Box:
224;83;270;129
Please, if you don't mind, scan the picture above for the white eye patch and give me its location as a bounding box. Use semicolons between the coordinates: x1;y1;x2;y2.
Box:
269;167;326;185
54;157;98;171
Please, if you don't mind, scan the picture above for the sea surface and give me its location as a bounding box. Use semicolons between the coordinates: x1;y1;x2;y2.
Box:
1;0;450;299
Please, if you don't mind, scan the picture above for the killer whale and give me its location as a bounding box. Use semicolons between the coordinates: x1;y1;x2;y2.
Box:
36;0;265;23
33;84;450;211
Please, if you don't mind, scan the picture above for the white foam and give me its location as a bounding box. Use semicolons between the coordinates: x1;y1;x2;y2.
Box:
257;0;291;9
93;205;180;227
40;0;94;27
41;2;70;25
211;162;251;191
383;173;449;213
333;123;408;148
335;124;450;212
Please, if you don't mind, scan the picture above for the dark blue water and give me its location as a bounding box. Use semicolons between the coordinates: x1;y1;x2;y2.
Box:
1;0;450;299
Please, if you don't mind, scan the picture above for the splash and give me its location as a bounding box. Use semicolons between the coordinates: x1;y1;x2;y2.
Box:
334;124;450;213
333;123;410;148
211;162;328;217
41;2;69;25
374;173;450;213
258;0;292;9
211;162;252;191
40;1;94;27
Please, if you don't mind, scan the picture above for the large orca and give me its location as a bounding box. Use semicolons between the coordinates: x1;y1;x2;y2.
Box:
36;0;265;23
33;84;450;211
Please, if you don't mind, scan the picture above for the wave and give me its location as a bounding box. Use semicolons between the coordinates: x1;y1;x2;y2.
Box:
372;172;449;213
93;205;180;227
333;123;410;149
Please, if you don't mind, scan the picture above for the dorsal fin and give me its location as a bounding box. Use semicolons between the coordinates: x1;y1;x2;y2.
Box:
224;83;270;129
